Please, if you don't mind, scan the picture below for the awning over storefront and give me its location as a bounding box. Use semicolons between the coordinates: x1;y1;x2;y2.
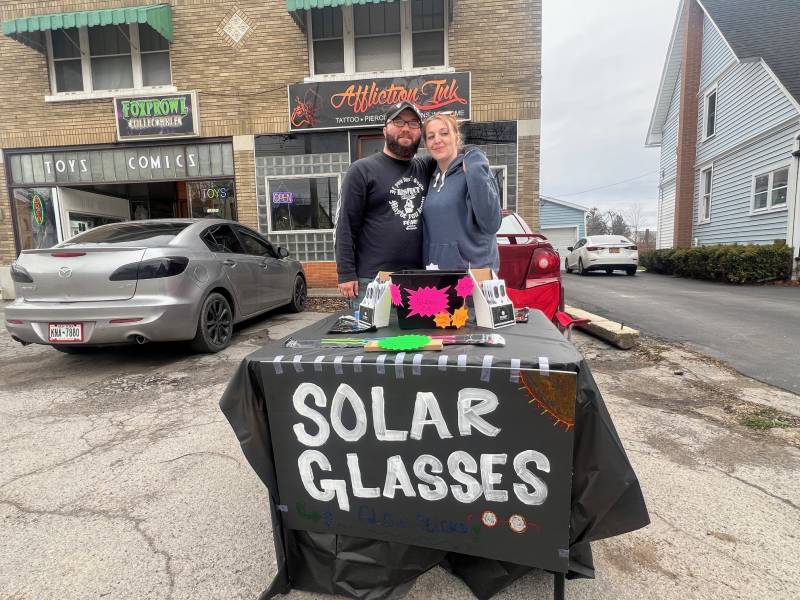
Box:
287;0;395;10
286;0;454;29
2;4;173;51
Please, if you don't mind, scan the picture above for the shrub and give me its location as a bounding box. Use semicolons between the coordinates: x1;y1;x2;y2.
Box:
639;243;792;284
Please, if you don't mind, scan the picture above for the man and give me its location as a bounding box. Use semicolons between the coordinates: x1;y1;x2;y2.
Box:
335;101;434;303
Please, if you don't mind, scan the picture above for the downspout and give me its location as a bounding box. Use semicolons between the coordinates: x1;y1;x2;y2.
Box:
789;133;800;280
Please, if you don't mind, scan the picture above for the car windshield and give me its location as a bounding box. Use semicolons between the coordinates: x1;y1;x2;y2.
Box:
62;222;190;247
498;214;527;235
589;235;631;245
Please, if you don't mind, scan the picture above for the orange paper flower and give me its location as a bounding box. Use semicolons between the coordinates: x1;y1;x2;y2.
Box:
451;306;469;328
433;312;452;329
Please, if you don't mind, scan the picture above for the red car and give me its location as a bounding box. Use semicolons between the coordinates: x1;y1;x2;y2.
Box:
496;210;563;320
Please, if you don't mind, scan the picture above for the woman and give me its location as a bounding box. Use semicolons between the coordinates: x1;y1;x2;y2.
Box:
421;113;502;271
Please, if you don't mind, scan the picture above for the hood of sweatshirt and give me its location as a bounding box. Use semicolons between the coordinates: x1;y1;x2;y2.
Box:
430;154;465;193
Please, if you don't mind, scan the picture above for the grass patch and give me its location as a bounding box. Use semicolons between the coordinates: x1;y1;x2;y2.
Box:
738;409;794;430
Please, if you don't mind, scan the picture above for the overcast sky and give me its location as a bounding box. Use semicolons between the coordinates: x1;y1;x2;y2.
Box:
540;0;680;230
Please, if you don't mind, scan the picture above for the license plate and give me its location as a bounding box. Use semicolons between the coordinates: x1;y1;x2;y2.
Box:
609;248;620;254
49;323;83;343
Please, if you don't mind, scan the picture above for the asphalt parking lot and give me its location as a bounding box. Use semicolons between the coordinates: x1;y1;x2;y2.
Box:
1;303;798;599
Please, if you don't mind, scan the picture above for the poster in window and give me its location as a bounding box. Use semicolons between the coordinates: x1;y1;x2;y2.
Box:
13;188;59;250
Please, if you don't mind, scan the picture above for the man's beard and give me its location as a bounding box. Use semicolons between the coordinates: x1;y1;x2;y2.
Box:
385;131;420;159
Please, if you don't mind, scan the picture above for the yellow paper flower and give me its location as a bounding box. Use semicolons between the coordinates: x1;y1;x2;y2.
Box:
433;312;452;329
451;306;469;328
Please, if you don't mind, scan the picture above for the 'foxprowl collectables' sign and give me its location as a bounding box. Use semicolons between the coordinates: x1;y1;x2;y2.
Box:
114;92;200;141
261;358;576;573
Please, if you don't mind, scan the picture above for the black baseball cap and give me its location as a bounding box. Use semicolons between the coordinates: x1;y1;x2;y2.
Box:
384;101;423;124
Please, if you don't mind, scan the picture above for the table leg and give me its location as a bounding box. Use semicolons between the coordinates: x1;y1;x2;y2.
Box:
553;572;565;600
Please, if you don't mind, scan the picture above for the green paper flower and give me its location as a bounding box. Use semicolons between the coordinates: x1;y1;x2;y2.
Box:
377;335;432;352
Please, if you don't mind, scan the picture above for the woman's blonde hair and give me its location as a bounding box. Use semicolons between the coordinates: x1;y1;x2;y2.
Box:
422;113;463;151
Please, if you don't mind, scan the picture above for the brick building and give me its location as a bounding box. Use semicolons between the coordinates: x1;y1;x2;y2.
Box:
0;0;541;293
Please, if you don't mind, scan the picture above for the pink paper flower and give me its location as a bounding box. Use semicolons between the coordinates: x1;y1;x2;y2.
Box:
390;283;402;306
455;276;474;298
406;286;451;317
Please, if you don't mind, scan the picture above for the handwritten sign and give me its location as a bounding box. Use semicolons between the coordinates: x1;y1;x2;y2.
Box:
261;358;576;572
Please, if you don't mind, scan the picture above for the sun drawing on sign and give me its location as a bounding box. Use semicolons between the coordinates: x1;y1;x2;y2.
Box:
519;372;575;430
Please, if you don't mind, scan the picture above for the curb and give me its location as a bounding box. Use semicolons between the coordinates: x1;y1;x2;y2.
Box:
309;288;342;298
564;305;639;350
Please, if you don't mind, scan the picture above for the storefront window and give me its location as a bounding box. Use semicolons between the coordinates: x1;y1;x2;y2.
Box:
269;177;339;232
13;188;59;250
187;180;237;219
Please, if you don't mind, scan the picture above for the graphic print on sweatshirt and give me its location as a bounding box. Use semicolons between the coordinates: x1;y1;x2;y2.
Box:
388;175;425;231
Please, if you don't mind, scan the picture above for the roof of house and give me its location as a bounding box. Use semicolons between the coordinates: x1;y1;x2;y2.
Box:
701;0;800;106
646;0;800;146
540;195;589;213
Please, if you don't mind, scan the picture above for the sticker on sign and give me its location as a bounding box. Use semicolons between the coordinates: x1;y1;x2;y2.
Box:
49;323;83;343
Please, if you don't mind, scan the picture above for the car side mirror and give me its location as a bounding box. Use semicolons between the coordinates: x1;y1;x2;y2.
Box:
567;247;574;252
277;246;290;259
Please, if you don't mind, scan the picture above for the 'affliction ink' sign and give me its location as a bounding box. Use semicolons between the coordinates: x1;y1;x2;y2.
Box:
262;357;576;572
288;72;471;131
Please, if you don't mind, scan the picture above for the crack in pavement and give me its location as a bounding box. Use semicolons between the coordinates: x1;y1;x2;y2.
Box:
706;465;800;512
0;497;177;598
159;450;241;466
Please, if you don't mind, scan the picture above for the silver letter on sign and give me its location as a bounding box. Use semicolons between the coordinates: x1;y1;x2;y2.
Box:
513;450;550;505
330;383;367;442
292;382;330;447
457;388;501;437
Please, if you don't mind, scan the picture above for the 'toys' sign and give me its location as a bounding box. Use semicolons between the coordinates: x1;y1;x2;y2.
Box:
31;194;45;226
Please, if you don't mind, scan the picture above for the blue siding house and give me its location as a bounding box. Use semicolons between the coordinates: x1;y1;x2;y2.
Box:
646;0;800;277
539;196;588;257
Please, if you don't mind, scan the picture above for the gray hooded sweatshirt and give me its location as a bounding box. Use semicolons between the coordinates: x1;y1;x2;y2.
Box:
422;146;502;270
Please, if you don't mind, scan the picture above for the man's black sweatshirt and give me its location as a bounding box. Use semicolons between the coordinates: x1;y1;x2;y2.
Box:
334;152;434;284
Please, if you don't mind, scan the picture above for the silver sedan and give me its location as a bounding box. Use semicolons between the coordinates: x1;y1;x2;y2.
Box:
5;219;307;353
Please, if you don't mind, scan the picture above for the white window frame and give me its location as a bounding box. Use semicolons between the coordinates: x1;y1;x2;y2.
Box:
702;85;718;141
750;163;791;214
699;166;713;224
44;23;176;102
265;173;342;234
306;1;449;80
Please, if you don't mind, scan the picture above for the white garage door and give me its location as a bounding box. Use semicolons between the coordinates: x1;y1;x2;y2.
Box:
542;227;578;259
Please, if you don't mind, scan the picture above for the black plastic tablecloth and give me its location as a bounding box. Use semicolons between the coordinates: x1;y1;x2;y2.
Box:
220;311;649;599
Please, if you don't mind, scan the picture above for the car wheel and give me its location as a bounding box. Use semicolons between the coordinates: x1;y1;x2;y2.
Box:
578;258;587;276
287;274;307;313
626;267;637;276
191;292;233;353
564;258;573;274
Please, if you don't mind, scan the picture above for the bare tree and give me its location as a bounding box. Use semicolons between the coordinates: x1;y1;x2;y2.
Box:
623;203;649;244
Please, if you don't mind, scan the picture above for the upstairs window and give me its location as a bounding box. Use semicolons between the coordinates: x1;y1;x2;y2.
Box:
46;24;172;94
412;0;445;67
312;8;344;75
354;3;402;72
307;0;447;76
703;87;717;140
